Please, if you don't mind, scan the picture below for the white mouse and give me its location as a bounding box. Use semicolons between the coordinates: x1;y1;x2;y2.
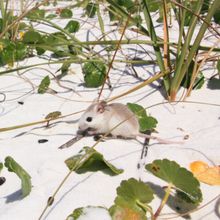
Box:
78;101;182;144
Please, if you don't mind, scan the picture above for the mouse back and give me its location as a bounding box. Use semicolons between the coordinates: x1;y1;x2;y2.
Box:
107;103;139;138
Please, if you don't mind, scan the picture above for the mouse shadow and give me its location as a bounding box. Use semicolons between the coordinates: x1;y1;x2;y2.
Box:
146;182;197;219
5;189;23;203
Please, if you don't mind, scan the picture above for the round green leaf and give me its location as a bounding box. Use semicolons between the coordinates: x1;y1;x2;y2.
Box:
23;31;42;44
64;20;80;33
60;9;73;18
115;178;154;211
82;62;106;88
214;9;220;25
44;32;69;57
0;41;16;66
127;103;158;132
145;159;202;204
139;116;158;132
65;147;123;175
15;42;27;60
26;9;45;19
85;3;97;18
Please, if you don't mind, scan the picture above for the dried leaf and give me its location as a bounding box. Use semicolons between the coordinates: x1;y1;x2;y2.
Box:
190;161;220;186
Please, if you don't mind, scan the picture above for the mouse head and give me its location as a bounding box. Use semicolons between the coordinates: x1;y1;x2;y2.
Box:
78;101;108;132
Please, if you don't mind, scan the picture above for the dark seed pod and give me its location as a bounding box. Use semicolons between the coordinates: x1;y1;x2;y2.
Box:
38;139;49;144
47;196;54;206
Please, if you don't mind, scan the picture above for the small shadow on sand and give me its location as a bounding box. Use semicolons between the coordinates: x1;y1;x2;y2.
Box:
5;189;23;203
207;78;220;90
147;182;197;219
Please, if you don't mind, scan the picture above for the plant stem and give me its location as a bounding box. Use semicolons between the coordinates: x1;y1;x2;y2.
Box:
154;184;172;219
169;0;204;100
141;0;166;72
98;12;130;101
108;69;171;102
170;0;220;100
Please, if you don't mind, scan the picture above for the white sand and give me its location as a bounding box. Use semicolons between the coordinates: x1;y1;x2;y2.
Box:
0;3;220;220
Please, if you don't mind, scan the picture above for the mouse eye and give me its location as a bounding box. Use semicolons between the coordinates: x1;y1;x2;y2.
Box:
86;117;92;122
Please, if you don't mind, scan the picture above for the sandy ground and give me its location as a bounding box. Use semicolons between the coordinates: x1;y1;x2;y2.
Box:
0;3;220;220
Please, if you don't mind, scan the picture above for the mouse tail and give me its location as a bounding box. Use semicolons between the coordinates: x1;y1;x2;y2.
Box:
138;133;184;145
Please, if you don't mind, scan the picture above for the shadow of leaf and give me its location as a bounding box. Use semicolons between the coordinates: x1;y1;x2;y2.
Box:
5;189;23;203
146;182;197;219
207;78;220;90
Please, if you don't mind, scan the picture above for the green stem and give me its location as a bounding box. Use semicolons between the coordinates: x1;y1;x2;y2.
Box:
136;200;155;220
0;58;158;76
175;0;187;58
154;184;172;219
34;39;220;51
141;0;166;74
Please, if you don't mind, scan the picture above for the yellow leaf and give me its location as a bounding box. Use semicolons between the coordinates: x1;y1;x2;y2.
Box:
190;161;220;186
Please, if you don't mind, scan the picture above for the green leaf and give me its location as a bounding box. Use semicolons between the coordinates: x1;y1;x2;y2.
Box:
114;178;154;211
4;156;31;197
85;3;97;18
23;31;42;44
45;32;69;57
108;5;119;21
64;20;80;33
15;42;27;60
192;72;205;90
214;9;220;24
0;40;27;66
201;0;210;14
60;9;73;18
127;103;157;132
56;62;71;79
67;206;111;220
45;111;61;120
68;44;82;56
36;47;45;55
144;0;159;12
0;18;3;32
181;61;205;90
65;147;123;175
82;61;106;88
38;75;50;94
0;163;3;173
46;13;57;19
26;9;45;19
18;22;27;31
0;41;15;66
145;159;202;204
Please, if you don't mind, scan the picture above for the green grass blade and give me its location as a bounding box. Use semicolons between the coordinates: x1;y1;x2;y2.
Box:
141;0;170;92
170;0;205;100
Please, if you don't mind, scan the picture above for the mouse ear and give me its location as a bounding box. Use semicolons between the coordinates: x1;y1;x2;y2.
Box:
97;101;107;113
